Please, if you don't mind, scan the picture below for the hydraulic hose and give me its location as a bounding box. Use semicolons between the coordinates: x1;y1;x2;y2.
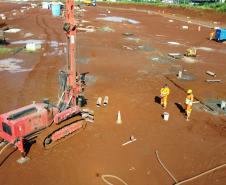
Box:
0;142;11;155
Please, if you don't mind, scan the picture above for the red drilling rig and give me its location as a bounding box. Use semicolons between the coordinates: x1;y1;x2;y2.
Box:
0;0;93;163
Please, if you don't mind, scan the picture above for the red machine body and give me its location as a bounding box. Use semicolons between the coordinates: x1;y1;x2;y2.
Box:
0;1;89;158
0;103;58;153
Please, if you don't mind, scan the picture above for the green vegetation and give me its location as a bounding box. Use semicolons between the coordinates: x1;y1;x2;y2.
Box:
0;47;13;54
108;1;226;12
199;2;226;12
0;47;24;55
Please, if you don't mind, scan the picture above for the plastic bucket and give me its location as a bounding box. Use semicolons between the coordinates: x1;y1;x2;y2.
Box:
42;2;49;9
51;3;61;16
163;112;169;121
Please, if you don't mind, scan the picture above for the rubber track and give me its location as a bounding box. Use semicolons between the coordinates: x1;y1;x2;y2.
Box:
36;116;86;150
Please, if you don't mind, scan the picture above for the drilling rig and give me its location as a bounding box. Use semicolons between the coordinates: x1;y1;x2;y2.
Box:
0;0;93;163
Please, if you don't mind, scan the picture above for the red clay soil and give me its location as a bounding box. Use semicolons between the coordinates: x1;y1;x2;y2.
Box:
0;2;226;185
101;2;226;25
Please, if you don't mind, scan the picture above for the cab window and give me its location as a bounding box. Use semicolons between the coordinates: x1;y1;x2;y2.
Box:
2;122;12;136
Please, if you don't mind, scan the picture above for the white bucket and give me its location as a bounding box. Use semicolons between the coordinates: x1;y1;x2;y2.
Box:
163;112;169;121
221;101;226;110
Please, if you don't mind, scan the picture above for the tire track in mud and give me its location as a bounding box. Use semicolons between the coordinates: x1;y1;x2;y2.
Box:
17;14;64;106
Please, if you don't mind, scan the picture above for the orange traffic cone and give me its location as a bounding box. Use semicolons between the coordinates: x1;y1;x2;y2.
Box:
198;26;201;31
116;111;122;124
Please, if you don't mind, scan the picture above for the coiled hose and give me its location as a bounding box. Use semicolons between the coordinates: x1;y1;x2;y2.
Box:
101;174;128;185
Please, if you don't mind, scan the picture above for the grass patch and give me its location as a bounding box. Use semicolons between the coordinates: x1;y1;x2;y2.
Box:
104;1;226;13
0;47;13;54
0;47;24;55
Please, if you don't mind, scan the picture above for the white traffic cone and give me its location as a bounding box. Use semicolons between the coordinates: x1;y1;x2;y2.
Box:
116;111;122;124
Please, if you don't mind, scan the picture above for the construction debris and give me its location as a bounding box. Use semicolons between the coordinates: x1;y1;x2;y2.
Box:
185;48;197;57
206;70;216;77
167;41;180;46
205;79;221;83
77;27;96;33
182;25;189;30
123;32;134;36
98;27;114;32
168;53;183;59
122;136;136;146
26;43;41;51
125;37;140;43
96;97;102;107
123;45;133;50
177;70;183;79
81;108;94;119
103;96;109;106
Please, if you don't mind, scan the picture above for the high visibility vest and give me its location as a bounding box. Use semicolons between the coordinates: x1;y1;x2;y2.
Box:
160;87;170;97
185;94;194;106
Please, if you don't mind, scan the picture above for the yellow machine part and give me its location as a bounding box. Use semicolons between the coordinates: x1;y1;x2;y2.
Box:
83;0;92;5
185;48;197;57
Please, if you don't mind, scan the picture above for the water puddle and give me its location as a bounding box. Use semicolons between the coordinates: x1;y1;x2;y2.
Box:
149;56;172;64
96;16;140;24
182;57;197;64
43;41;66;56
196;47;214;52
11;39;44;45
98;27;115;32
78;57;90;64
81;74;96;85
0;58;32;73
24;33;34;38
10;39;66;56
205;99;226;115
178;70;196;81
4;28;21;33
138;45;155;52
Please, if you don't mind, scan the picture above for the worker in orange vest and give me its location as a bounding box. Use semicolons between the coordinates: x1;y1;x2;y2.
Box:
185;89;194;121
160;84;170;109
209;29;215;40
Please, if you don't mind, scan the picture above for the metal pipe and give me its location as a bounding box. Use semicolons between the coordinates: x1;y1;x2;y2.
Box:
206;71;216;77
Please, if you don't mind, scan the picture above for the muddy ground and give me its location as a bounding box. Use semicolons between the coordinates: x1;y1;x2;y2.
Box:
0;2;225;185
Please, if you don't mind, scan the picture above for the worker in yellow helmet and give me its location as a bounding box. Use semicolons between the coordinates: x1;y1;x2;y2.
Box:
160;84;170;109
185;89;194;121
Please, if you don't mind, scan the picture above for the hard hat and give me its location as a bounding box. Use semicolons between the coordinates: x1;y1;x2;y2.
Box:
187;89;192;94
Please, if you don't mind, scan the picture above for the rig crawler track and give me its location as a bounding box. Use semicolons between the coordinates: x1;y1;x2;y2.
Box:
36;116;86;150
